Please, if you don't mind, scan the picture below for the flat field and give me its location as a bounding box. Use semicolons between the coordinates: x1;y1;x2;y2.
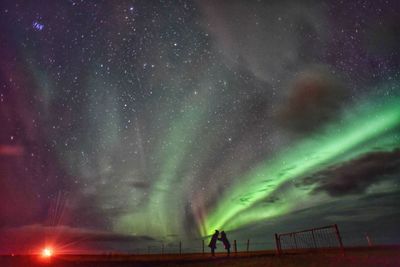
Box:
1;246;399;267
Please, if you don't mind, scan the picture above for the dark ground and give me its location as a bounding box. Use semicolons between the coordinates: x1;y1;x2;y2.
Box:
1;246;400;267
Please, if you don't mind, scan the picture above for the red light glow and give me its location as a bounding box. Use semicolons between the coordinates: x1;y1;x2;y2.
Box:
41;247;54;258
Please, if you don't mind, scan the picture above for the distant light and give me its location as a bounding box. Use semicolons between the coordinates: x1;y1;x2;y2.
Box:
41;247;53;258
32;21;44;31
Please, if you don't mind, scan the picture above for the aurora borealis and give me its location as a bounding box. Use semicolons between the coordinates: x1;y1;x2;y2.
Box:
1;0;400;253
204;94;400;234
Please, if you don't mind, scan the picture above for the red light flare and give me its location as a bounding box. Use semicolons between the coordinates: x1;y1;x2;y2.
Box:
37;246;56;263
41;247;54;258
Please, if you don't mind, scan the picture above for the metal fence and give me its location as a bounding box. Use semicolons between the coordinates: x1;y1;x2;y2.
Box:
129;239;274;255
275;224;344;255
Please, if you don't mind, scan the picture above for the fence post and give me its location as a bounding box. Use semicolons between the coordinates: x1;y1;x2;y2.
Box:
365;233;373;247
179;241;182;255
334;224;345;255
246;239;250;252
311;229;317;248
234;240;237;255
275;233;281;255
162;243;164;255
202;240;205;254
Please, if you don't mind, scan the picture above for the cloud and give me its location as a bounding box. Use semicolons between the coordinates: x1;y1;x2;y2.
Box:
199;0;326;83
302;149;400;197
278;66;348;134
241;190;400;248
199;1;348;135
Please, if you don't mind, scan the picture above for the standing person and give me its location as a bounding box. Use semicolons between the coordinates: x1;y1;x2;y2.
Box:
208;230;219;256
219;231;231;256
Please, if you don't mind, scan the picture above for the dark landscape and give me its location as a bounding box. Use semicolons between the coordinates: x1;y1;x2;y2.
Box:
2;246;400;267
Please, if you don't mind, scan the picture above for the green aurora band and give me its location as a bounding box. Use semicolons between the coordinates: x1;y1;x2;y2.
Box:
202;92;400;236
114;93;209;239
112;83;399;241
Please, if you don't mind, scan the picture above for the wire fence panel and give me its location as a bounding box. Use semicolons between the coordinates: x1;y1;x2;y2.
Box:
275;224;344;255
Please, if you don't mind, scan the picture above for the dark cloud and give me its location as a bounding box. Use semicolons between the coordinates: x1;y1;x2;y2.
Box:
262;196;280;204
67;193;112;229
234;190;400;248
278;67;348;134
302;149;400;197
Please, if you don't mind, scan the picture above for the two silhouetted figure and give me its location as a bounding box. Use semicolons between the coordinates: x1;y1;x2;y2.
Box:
208;230;231;256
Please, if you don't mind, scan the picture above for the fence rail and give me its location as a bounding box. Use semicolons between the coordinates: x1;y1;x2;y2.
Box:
88;227;395;257
128;239;274;255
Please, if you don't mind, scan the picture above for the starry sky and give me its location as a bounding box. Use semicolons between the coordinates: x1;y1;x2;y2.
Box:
0;0;399;254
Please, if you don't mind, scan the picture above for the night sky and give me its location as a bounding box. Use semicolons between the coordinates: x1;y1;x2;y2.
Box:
1;0;399;254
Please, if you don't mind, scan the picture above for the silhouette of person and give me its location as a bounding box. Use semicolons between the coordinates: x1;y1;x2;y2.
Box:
219;231;231;256
208;230;219;256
